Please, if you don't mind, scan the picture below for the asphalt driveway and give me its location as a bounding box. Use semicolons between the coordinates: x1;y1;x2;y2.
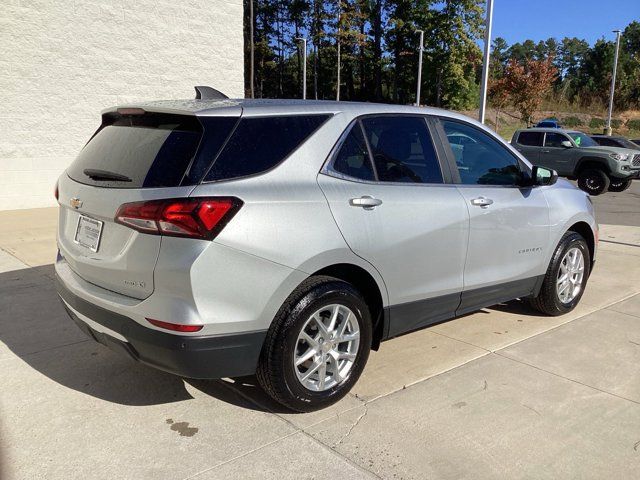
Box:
1;186;639;479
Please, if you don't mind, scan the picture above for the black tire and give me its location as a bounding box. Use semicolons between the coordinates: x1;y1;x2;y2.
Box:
257;275;372;412
608;177;632;192
526;231;591;316
577;168;610;195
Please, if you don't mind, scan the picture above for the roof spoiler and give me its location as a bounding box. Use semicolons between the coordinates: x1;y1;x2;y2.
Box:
194;86;229;100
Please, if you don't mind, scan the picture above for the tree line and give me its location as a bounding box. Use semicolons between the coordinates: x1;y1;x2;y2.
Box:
490;22;640;125
243;1;640;116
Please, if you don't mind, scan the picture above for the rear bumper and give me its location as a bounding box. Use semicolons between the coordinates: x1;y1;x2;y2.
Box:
55;274;267;379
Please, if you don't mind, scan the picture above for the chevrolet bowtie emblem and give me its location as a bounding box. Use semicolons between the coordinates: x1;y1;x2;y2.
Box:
70;198;83;209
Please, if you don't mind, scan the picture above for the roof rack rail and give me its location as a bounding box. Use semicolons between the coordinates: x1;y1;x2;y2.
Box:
194;86;229;100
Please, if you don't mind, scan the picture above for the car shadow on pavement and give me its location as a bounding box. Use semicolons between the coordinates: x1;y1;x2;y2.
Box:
488;299;547;316
187;376;296;414
0;264;269;411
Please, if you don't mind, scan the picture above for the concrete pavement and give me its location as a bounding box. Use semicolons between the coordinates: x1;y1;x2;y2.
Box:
1;203;640;479
589;179;640;227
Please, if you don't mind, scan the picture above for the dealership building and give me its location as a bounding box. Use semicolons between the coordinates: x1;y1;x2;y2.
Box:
0;1;244;210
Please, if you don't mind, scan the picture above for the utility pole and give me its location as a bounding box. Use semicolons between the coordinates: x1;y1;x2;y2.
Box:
249;0;254;98
295;37;308;99
336;2;341;101
415;29;424;106
478;0;494;124
606;30;622;135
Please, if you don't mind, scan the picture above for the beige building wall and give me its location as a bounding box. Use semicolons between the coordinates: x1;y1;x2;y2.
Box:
1;0;244;210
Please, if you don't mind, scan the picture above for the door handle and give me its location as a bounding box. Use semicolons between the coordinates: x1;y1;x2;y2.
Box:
350;196;383;210
471;197;493;208
542;149;550;153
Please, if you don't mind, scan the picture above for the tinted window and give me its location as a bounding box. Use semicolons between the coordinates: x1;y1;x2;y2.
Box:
67;113;205;188
618;138;640;149
361;116;442;184
183;116;238;183
545;132;570;148
205;115;330;182
442;120;523;186
332;124;375;181
593;137;630;148
517;131;544;146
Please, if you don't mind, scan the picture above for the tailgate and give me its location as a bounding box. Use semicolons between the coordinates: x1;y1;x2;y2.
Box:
57;176;197;299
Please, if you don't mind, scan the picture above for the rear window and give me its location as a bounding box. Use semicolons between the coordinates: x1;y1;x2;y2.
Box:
67;112;211;188
517;131;544;146
204;115;330;182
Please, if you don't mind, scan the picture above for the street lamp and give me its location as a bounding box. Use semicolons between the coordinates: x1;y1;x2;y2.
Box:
415;29;424;107
336;2;341;101
478;0;494;124
606;30;622;136
295;37;308;100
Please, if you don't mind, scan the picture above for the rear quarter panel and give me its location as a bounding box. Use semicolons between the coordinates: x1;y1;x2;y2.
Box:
181;113;389;331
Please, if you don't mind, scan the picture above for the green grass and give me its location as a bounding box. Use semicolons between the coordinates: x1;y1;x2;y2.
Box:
497;123;524;142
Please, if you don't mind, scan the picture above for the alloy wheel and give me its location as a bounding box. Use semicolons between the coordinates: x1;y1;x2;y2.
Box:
556;247;585;304
294;304;360;391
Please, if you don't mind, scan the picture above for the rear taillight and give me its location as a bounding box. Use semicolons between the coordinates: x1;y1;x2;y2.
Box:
54;180;59;201
115;197;242;239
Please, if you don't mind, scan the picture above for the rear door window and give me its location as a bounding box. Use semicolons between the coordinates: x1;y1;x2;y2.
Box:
204;115;330;182
517;131;544;146
67;112;213;188
361;116;443;184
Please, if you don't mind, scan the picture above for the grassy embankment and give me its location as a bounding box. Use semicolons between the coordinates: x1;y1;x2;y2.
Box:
460;107;640;142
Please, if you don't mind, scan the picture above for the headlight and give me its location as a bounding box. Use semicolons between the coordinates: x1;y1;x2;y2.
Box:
610;153;631;161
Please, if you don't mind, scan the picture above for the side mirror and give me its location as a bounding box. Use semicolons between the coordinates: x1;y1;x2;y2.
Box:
532;165;558;186
561;140;573;148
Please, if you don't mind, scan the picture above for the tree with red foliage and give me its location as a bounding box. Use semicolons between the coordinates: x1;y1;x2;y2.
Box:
503;57;558;126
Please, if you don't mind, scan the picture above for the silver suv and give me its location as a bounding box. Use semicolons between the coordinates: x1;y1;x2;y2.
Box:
55;97;597;411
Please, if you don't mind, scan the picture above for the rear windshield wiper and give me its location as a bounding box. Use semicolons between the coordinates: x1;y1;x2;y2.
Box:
83;169;132;182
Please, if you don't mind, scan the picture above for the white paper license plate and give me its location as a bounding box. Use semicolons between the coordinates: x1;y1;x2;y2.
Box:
74;215;103;252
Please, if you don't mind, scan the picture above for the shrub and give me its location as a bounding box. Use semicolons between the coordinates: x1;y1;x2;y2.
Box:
626;119;640;131
562;116;583;127
589;117;605;129
611;119;622;129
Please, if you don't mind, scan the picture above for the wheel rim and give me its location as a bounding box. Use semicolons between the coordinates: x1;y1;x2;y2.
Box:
610;178;628;189
585;175;602;191
556;247;585;304
294;304;360;392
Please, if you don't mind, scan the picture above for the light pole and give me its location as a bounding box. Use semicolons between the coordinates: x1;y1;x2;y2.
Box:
478;0;494;124
606;30;622;136
295;37;308;99
415;29;424;106
336;2;341;101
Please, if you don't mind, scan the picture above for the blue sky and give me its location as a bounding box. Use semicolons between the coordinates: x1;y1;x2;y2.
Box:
491;0;639;46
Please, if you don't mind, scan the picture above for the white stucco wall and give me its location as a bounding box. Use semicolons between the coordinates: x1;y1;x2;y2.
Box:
1;0;244;210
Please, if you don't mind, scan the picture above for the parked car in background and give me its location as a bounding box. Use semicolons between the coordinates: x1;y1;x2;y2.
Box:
591;135;640;151
535;119;562;129
55;97;597;412
512;128;640;194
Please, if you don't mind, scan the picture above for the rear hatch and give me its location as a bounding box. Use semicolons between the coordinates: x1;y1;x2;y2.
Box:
57;109;238;299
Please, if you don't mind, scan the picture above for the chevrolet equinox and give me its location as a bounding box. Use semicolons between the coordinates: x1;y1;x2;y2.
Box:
55;96;597;412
